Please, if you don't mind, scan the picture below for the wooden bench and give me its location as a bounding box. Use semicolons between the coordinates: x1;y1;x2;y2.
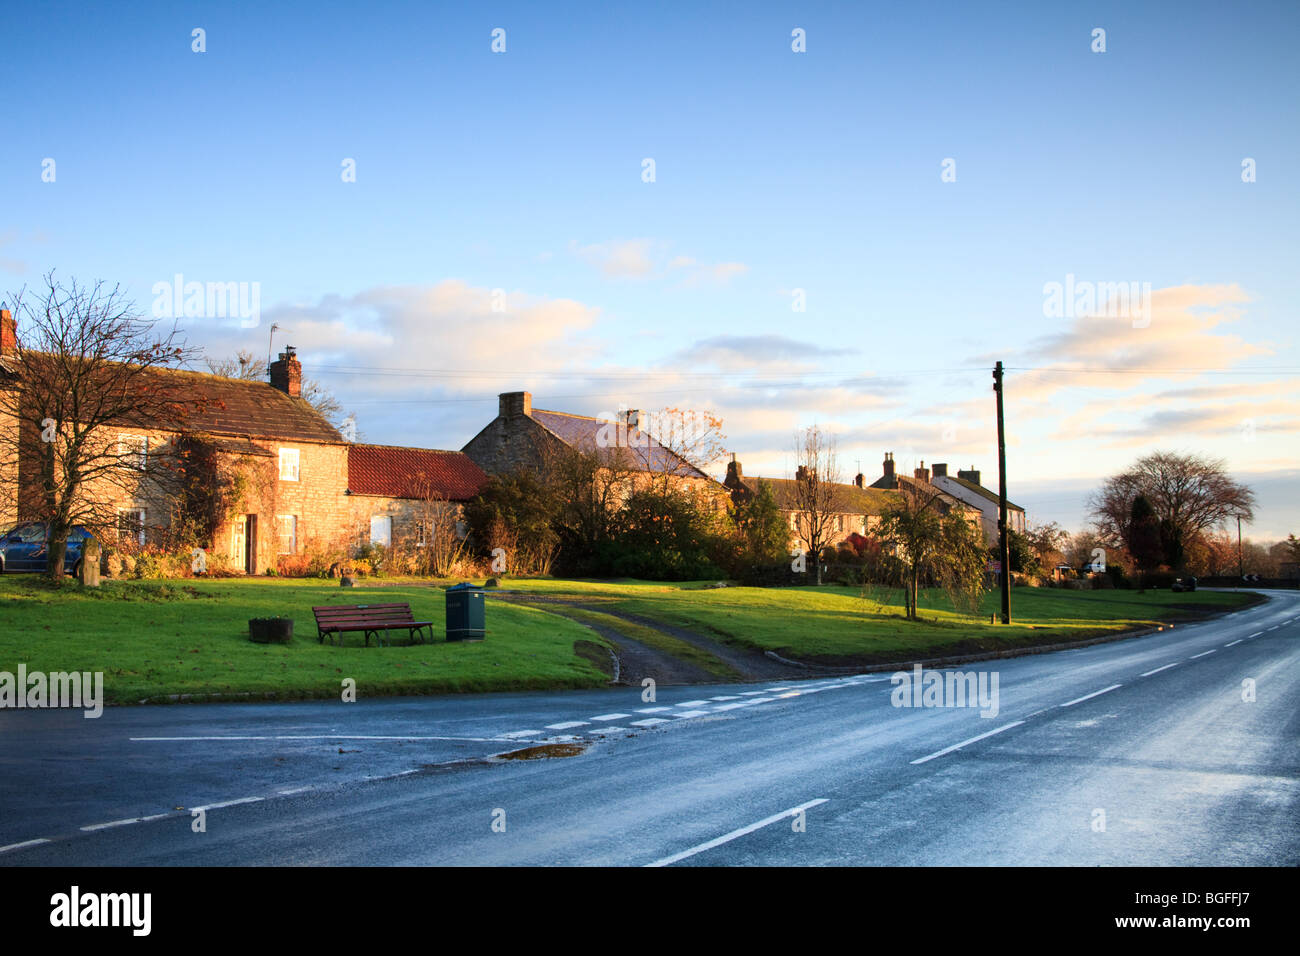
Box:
312;603;434;647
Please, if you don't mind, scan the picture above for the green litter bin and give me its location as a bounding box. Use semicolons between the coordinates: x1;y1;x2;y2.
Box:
446;582;486;641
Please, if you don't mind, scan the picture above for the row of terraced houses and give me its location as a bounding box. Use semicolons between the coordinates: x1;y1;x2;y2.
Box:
0;319;1023;572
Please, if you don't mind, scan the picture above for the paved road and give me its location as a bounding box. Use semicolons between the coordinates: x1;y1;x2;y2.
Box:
2;590;1296;865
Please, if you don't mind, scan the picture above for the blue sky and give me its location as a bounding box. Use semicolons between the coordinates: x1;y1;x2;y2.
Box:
3;0;1297;537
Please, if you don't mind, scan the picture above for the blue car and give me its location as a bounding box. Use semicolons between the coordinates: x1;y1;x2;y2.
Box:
0;523;96;575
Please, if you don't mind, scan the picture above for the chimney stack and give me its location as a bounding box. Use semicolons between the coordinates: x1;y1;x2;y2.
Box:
725;455;744;489
932;463;948;478
269;346;301;397
854;472;865;488
914;460;930;483
499;391;532;420
796;464;810;482
958;466;981;486
0;308;14;354
882;452;895;482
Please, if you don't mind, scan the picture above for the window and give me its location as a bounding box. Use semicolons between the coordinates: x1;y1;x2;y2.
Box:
118;434;148;471
117;509;145;547
789;513;798;530
275;515;297;554
413;521;428;548
278;447;300;481
369;515;392;547
836;515;845;532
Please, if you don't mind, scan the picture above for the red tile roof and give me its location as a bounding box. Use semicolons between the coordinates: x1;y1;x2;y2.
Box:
347;444;488;501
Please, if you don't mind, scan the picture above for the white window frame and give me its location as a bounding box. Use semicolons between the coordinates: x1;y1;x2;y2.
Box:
117;508;146;547
278;447;300;482
275;514;297;555
118;434;148;471
369;515;392;547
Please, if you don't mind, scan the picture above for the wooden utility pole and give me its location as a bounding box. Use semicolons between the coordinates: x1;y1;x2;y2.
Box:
993;361;1011;624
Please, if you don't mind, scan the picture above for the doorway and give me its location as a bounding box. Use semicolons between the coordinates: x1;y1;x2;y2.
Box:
232;515;257;574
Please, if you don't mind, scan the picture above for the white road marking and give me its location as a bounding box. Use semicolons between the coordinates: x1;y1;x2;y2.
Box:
278;787;312;796
672;710;710;719
910;721;1026;765
1140;662;1180;677
1224;639;1243;647
709;696;740;701
776;691;801;699
645;798;829;867
746;697;776;705
190;796;264;813
545;721;590;730
635;708;670;714
79;813;171;832
1268;625;1280;631
674;700;711;708
587;726;628;735
498;730;545;739
1248;631;1264;638
710;701;755;712
0;838;51;854
590;713;631;721
738;691;766;696
1189;650;1216;659
630;718;669;727
1059;684;1123;708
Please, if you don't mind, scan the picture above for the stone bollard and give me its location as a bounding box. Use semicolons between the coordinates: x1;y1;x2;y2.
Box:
340;575;355;588
79;538;102;588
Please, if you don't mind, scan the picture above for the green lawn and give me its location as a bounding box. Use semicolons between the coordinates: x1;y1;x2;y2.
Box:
0;574;1259;703
495;577;1260;665
0;576;610;703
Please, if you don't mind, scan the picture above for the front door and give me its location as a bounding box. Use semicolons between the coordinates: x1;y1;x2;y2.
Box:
232;516;257;574
244;515;257;574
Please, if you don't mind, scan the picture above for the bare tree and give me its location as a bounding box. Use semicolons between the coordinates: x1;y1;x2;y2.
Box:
406;474;468;577
1089;451;1256;571
1;273;200;583
792;425;842;585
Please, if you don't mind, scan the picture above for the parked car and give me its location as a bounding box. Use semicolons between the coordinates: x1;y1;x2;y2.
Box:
1171;576;1198;593
1082;562;1106;574
0;522;96;575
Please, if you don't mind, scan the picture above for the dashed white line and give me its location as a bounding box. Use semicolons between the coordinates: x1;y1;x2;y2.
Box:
1224;639;1243;647
1059;684;1123;708
545;721;590;730
79;813;171;832
497;730;545;739
672;710;710;719
587;726;628;735
278;787;312;796
634;708;670;714
630;718;669;727
709;696;740;701
645;798;829;867
1189;650;1216;659
674;700;711;708
1248;631;1264;638
589;713;631;722
910;721;1025;765
0;838;51;854
189;796;264;813
1140;662;1180;677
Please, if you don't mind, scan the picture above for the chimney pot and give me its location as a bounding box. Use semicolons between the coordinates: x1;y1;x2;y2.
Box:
854;473;864;488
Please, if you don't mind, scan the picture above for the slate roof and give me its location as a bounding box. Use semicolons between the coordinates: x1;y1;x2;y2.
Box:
740;476;900;515
348;444;488;501
942;475;1024;512
530;408;711;480
5;359;342;444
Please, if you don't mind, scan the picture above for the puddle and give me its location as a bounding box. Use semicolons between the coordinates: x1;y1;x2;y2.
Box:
494;742;589;761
